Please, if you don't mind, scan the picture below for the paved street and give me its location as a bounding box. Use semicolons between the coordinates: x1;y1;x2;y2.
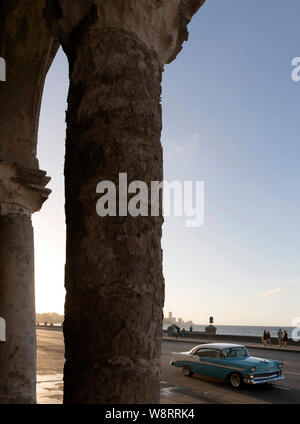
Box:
37;329;300;404
161;340;300;404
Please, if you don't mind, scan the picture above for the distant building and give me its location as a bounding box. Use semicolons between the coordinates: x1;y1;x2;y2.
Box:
163;313;192;327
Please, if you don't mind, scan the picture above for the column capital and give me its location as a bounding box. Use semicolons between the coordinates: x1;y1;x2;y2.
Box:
0;161;51;216
51;0;206;65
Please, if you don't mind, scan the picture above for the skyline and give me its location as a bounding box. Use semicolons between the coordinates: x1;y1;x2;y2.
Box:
33;0;300;326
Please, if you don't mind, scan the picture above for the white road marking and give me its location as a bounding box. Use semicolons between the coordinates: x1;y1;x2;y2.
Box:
272;385;290;391
284;371;300;376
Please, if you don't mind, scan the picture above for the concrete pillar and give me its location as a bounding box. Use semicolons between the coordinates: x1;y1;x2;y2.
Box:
0;163;51;403
0;208;35;403
51;0;206;403
63;28;164;404
0;1;57;403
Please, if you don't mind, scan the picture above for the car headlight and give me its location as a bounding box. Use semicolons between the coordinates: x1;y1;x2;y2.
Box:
250;367;256;372
278;363;283;369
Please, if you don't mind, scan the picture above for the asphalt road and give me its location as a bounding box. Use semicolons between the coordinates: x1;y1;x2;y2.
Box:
161;340;300;404
36;329;300;404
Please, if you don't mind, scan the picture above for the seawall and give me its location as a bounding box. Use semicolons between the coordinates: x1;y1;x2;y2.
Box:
162;330;300;347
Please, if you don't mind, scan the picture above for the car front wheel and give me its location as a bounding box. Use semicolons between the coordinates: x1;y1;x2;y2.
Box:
182;366;193;377
229;373;242;388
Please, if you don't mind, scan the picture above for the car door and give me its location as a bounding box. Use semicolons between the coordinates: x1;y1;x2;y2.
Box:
206;351;230;379
194;348;221;377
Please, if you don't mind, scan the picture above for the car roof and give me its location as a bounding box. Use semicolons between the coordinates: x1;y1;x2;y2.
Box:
191;343;245;351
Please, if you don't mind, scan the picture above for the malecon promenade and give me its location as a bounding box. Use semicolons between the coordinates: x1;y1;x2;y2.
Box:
37;328;300;404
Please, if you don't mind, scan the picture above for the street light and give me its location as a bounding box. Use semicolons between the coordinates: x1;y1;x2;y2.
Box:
209;316;214;343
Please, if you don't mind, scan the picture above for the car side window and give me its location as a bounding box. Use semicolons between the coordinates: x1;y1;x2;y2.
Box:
195;349;220;359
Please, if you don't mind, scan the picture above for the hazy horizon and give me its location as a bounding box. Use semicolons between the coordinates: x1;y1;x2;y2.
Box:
35;309;296;329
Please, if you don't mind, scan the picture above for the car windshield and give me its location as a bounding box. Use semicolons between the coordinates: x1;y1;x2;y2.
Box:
222;347;249;359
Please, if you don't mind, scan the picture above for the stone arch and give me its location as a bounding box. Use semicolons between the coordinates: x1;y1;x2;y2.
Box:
0;0;205;404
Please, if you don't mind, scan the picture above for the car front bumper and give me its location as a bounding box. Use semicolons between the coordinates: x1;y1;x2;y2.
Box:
244;373;285;385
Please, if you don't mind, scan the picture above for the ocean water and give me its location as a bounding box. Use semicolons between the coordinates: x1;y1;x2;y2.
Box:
163;324;295;338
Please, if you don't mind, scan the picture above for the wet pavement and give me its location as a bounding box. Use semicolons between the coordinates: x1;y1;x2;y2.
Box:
37;374;63;404
37;329;64;404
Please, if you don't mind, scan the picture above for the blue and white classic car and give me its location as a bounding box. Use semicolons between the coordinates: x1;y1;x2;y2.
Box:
171;343;285;388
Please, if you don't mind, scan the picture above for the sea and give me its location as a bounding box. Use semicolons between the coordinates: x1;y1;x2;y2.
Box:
163;324;296;338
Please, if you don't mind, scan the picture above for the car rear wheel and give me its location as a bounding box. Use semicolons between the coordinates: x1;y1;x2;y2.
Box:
229;372;242;388
182;366;193;377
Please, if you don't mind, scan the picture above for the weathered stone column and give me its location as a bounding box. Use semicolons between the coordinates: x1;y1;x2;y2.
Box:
0;162;50;403
0;1;57;403
63;28;164;405
52;0;205;403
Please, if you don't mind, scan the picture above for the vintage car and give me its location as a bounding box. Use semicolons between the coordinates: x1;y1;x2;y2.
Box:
171;343;285;388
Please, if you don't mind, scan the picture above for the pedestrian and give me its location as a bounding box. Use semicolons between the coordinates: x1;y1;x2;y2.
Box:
277;328;283;347
262;330;268;347
190;325;193;333
283;330;288;346
181;328;186;337
267;331;272;346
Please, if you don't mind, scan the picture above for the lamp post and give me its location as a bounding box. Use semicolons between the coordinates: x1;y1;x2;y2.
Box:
209;316;214;343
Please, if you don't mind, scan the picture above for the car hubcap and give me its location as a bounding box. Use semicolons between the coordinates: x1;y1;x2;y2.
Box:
183;367;190;376
231;374;240;387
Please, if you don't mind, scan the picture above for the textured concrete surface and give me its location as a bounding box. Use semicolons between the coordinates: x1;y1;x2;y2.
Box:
62;27;164;403
0;214;36;403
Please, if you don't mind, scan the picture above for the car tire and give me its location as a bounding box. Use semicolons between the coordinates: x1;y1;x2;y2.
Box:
229;372;242;388
182;366;193;377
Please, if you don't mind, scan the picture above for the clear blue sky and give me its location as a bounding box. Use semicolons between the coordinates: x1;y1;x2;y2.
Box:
33;0;300;326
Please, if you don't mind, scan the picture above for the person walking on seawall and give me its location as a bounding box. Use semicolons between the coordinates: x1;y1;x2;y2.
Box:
283;330;288;346
262;330;268;347
277;329;283;347
181;328;186;337
190;325;193;333
267;331;272;346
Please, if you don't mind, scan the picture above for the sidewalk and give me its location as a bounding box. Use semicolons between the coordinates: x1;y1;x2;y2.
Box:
163;335;300;354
